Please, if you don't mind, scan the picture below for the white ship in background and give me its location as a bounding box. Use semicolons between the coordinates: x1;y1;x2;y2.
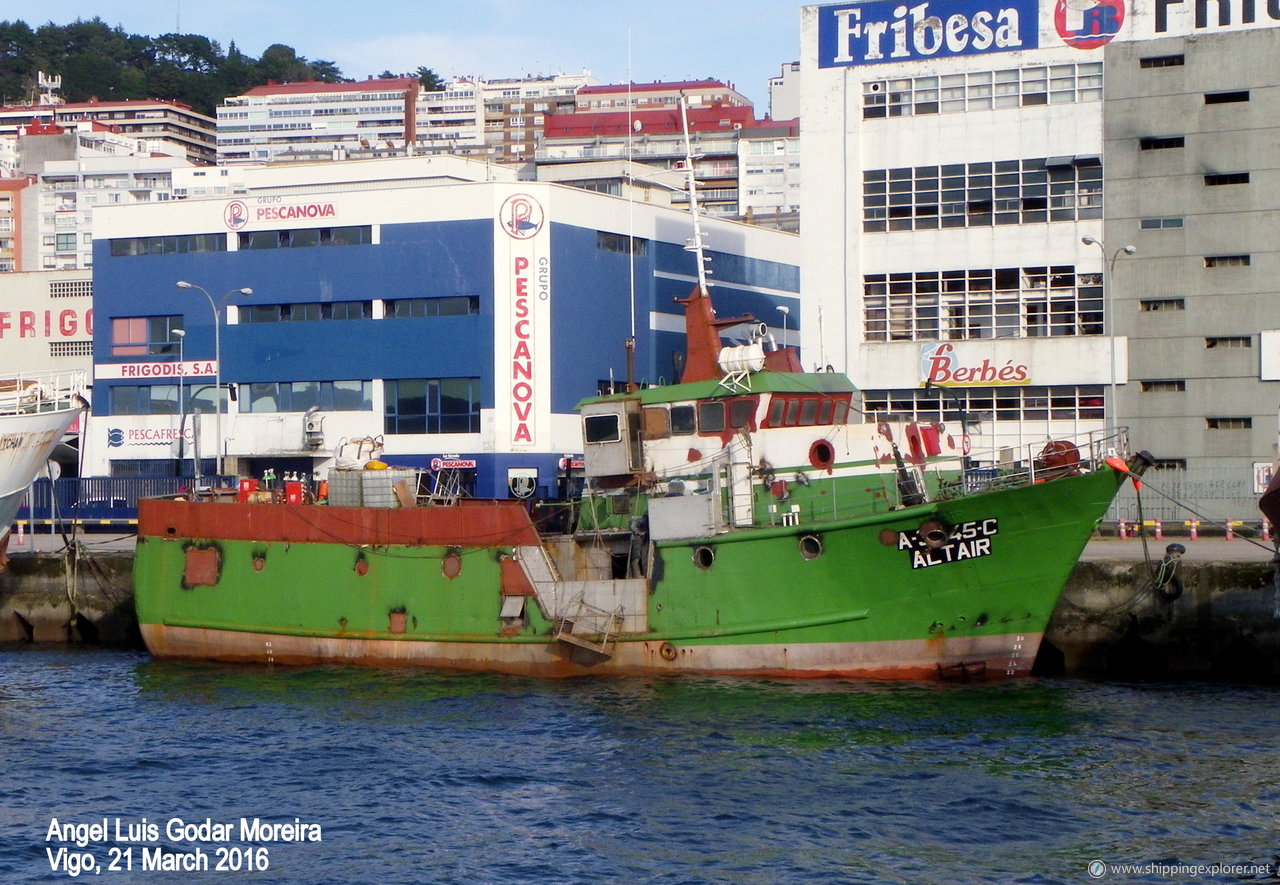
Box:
0;370;86;555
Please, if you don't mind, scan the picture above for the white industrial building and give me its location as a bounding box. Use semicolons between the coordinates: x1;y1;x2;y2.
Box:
799;0;1279;517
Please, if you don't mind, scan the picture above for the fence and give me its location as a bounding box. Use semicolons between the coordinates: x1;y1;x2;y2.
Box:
14;476;228;530
1110;465;1266;533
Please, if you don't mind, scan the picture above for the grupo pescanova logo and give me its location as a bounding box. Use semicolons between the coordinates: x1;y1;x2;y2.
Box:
817;0;1039;67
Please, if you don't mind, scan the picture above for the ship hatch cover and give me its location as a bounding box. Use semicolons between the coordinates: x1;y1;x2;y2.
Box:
500;596;526;618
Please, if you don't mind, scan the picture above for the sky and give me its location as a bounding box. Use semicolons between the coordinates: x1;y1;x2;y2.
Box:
7;1;811;110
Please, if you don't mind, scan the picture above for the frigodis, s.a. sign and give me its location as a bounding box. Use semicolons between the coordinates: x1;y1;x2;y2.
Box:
817;0;1040;67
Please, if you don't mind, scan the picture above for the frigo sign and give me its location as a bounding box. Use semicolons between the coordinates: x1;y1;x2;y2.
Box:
818;0;1039;67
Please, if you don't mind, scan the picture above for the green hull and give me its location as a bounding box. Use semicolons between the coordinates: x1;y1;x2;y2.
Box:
134;465;1125;680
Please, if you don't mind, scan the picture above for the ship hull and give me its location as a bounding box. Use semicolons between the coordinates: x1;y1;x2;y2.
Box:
134;465;1126;681
0;373;85;534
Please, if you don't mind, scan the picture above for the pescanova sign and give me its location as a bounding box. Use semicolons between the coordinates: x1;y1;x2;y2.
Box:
818;0;1039;67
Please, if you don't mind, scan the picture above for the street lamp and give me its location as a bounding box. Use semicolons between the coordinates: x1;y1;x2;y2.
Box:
172;329;185;477
176;281;253;478
1081;236;1136;444
777;305;790;348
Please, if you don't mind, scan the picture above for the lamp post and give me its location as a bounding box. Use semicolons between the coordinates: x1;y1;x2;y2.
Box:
777;305;790;348
176;281;253;478
172;329;185;477
1081;236;1136;443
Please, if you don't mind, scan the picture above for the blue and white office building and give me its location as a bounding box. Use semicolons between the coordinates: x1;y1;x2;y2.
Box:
85;156;800;498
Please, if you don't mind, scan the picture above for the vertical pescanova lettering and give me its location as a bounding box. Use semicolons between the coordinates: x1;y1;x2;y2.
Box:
511;257;533;444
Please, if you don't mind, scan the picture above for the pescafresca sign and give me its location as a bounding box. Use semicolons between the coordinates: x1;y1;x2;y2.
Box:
818;0;1039;67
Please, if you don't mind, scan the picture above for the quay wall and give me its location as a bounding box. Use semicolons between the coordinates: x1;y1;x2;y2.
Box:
3;549;1279;681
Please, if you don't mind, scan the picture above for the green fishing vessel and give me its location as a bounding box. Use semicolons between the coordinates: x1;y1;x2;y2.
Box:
134;280;1147;680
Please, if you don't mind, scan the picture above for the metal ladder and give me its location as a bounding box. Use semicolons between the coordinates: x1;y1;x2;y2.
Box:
428;468;465;506
552;597;624;658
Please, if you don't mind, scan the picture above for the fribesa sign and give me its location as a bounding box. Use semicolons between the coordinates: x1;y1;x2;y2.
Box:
816;0;1280;68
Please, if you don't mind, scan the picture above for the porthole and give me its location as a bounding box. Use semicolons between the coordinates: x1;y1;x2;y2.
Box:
808;439;836;471
693;546;715;570
799;534;823;560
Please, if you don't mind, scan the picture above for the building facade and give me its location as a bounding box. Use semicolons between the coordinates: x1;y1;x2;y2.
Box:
539;82;799;220
85;156;800;498
216;78;486;164
800;0;1279;515
1;127;190;272
1103;25;1280;494
480;72;596;162
0;98;216;165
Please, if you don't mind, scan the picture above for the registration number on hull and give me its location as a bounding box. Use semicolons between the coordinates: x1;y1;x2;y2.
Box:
898;518;998;569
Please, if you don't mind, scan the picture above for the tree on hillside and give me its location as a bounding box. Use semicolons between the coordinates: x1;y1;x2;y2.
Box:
0;18;453;116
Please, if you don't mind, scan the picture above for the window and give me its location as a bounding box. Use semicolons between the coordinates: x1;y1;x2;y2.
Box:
728;398;756;429
1206;417;1251;429
670;405;696;435
386;296;480;318
862;62;1101;119
109;233;226;257
641;406;671;440
1139;136;1184;150
1140;299;1185;311
1140;54;1184;68
1152;459;1187;470
697;401;725;433
239;380;372;413
384;378;481;434
111;316;183;356
1140;217;1183;229
764;396;853;428
1204;172;1249;186
1204;255;1250;267
55;233;77;251
1140;380;1186;392
241;301;372;323
1205;91;1249;104
110;384;181;415
597;232;648;255
1205;336;1251;348
863;157;1101;232
862;386;1104;423
50;280;92;298
863;266;1101;341
236;226;372;251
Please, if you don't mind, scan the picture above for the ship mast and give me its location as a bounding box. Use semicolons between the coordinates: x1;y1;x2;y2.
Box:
675;93;752;384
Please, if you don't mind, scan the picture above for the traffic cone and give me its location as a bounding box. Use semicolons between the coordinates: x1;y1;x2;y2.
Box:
1187;520;1198;541
1225;521;1235;541
1154;519;1163;540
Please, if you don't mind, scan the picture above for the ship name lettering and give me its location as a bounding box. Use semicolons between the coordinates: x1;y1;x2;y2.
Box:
899;517;998;569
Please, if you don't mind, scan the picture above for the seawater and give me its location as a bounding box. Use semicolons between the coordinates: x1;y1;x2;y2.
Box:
3;647;1279;885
